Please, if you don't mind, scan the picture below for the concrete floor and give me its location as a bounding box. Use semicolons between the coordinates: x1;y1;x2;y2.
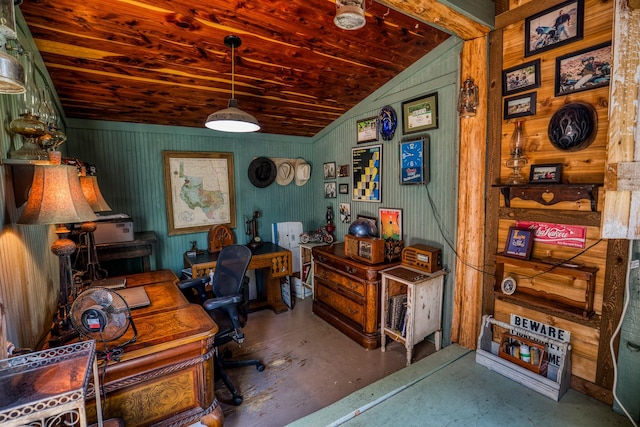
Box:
204;297;632;427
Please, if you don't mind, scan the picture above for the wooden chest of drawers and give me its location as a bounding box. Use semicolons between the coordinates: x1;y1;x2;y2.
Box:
312;243;400;349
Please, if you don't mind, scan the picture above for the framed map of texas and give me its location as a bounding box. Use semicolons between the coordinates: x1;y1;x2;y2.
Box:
163;151;236;235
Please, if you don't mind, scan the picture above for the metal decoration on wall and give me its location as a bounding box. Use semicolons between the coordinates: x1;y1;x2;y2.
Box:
547;102;597;151
377;106;397;141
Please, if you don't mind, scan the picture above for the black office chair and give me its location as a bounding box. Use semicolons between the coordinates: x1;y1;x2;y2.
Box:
178;244;265;405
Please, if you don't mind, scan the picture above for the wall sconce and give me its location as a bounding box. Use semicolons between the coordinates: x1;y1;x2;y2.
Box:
457;78;479;118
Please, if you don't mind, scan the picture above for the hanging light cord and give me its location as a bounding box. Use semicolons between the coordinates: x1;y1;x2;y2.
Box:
231;44;235;99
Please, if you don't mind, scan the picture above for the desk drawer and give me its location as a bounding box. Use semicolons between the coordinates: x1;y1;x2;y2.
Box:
315;255;369;280
316;282;364;326
315;263;365;298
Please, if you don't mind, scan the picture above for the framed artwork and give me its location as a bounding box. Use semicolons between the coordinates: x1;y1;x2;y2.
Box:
323;162;336;179
502;59;540;96
524;0;584;57
357;117;378;143
352;144;382;202
338;164;350;177
339;202;351;223
504;92;537;120
529;163;562;184
555;42;612;96
401;92;438;134
504;227;534;260
324;181;336;198
339;183;349;194
399;135;429;185
378;208;402;241
162;151;236;235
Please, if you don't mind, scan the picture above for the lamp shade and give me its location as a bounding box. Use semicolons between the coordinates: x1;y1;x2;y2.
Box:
80;175;112;213
18;165;98;225
205;98;260;132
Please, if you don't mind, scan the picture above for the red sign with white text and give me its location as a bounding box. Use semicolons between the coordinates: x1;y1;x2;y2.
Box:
515;221;586;249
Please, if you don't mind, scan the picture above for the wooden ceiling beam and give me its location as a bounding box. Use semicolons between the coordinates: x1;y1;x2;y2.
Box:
378;0;492;40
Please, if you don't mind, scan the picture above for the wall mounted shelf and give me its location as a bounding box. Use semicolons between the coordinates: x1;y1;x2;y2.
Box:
494;254;598;321
494;184;601;212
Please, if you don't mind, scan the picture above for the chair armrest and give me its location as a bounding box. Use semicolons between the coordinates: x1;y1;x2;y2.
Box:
203;295;243;312
177;276;209;302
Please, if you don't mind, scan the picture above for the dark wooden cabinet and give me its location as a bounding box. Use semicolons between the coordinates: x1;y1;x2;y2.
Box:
312;243;399;349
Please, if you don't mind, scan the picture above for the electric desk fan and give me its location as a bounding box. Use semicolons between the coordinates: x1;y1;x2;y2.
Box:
70;287;137;360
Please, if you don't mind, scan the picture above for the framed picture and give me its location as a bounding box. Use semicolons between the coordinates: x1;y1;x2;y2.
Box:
339;202;351;223
502;59;540;96
323;162;336;179
399;135;430;185
162;151;236;235
378;208;402;241
504;92;537;120
529;163;562;184
339;183;349;194
401;92;438;134
338;164;350;177
524;0;584;57
352;144;382;202
504;226;534;260
357;117;378;143
324;181;336;198
555;42;612;96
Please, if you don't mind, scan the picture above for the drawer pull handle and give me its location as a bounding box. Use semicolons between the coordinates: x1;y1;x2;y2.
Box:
345;266;357;274
318;256;327;263
348;307;359;315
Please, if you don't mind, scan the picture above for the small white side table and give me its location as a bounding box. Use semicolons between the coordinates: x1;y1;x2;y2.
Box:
380;266;446;366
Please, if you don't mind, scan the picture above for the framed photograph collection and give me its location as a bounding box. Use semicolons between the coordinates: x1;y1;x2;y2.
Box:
504;92;537;120
524;0;584;57
554;42;611;96
323;162;336;179
529;163;562;184
502;59;540;96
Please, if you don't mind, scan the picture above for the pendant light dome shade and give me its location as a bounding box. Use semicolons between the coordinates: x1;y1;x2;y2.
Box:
205;35;260;133
205;98;260;132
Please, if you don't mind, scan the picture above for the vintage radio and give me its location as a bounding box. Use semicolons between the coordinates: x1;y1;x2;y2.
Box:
401;244;442;272
344;234;386;264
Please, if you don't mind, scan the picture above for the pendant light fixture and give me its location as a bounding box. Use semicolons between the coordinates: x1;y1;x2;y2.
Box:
205;35;260;133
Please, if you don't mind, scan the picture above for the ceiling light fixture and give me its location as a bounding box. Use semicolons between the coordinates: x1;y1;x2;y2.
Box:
205;35;260;133
334;0;366;30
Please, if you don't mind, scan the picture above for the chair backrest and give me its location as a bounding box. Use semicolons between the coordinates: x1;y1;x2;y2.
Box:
211;244;252;298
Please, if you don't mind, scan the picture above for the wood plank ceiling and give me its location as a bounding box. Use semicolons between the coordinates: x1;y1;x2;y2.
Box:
17;0;451;137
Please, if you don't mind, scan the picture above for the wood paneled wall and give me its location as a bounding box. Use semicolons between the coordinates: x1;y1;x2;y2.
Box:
490;0;622;402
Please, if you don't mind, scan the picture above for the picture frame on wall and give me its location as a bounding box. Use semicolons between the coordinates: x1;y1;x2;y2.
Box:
524;0;584;57
399;135;429;185
504;92;537;120
357;117;379;143
401;92;438;134
339;202;351;223
324;181;336;198
323;162;336;179
352;144;382;203
162;151;236;235
338;183;349;194
338;164;350;177
502;59;541;96
555;42;612;96
529;163;562;184
378;208;402;241
504;226;534;260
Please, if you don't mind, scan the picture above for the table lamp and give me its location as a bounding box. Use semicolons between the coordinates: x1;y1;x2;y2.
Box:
78;173;112;282
18;164;97;343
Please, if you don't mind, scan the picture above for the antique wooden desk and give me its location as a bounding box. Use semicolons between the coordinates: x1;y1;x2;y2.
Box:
183;242;292;314
83;270;223;427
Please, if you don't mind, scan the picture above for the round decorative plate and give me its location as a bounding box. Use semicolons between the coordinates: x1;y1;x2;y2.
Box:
547;102;597;151
377;105;397;141
501;276;517;295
